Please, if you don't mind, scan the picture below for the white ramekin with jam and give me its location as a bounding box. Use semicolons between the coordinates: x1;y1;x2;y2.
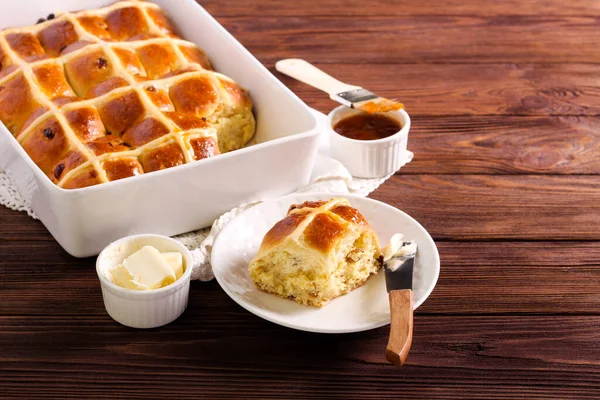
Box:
327;106;412;178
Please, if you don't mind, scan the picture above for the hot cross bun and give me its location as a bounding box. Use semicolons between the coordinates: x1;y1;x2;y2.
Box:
249;198;382;307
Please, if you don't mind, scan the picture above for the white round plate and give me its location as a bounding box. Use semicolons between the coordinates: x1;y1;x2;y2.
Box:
211;193;440;334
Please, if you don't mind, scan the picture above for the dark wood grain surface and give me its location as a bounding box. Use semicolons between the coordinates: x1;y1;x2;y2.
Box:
2;0;600;399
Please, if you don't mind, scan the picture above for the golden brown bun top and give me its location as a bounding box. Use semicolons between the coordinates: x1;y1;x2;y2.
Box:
259;198;377;256
0;0;253;189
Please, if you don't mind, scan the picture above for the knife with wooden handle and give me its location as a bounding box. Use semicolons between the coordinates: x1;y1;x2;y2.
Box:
275;58;404;113
382;237;417;367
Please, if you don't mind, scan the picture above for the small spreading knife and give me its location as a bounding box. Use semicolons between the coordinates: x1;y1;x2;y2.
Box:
381;236;417;367
275;59;404;113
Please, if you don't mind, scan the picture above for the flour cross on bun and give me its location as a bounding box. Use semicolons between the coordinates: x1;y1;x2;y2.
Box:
0;0;255;189
249;198;382;307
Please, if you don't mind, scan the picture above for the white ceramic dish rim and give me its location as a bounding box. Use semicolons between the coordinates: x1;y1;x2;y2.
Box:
212;192;440;334
0;0;319;195
327;106;411;145
96;234;193;300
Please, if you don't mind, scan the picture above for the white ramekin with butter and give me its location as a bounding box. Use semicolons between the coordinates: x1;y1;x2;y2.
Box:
96;234;193;329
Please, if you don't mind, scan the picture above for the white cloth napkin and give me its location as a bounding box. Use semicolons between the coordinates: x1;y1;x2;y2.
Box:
0;110;412;281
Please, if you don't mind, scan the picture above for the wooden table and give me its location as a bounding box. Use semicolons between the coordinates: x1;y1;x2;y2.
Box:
2;1;600;398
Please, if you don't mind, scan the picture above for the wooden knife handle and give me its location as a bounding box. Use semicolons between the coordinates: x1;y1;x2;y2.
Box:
275;59;358;95
386;289;414;367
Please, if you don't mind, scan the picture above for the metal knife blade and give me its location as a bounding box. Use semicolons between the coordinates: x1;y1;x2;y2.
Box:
383;242;416;293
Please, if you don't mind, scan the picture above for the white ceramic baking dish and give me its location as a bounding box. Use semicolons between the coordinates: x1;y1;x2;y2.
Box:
0;0;320;257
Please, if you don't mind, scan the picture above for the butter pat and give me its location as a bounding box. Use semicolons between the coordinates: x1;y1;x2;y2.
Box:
110;246;179;290
162;252;184;279
110;262;141;290
382;233;417;266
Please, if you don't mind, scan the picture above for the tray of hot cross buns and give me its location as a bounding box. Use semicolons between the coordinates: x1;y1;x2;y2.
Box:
0;0;320;257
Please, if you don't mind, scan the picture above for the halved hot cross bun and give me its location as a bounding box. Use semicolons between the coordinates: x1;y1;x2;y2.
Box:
249;198;382;307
